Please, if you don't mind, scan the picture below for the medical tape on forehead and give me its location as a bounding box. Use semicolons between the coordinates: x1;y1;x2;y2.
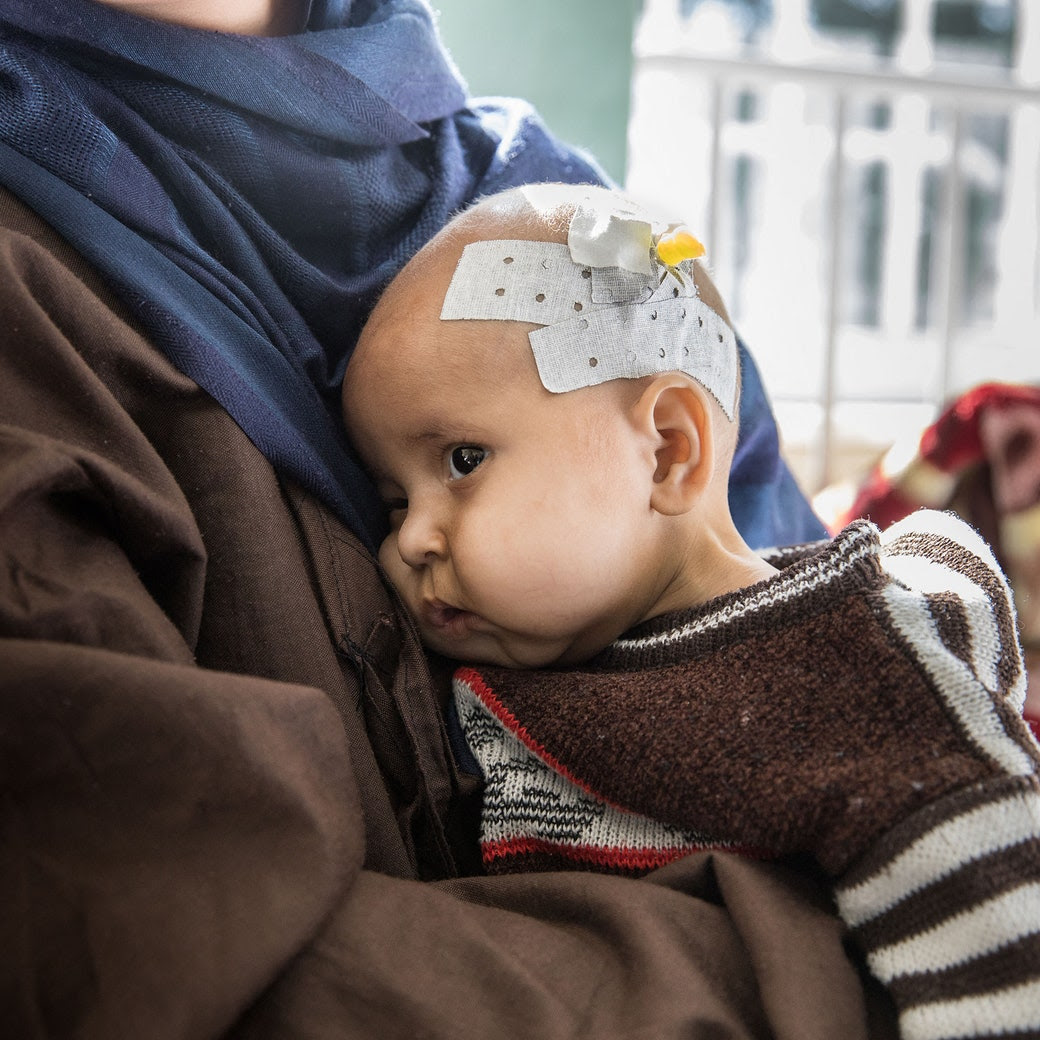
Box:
440;239;738;420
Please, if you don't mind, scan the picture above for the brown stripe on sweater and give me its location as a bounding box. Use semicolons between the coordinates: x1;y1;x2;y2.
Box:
918;587;1038;769
886;529;1024;701
759;537;831;569
838;776;1038;892
867;550;1040;778
925;591;973;672
852;839;1040;954
884;929;1040;1012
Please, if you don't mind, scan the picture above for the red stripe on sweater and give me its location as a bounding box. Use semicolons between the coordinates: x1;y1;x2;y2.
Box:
455;666;616;804
481;836;758;873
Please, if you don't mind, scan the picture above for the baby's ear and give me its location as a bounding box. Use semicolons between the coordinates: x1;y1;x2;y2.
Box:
634;377;715;517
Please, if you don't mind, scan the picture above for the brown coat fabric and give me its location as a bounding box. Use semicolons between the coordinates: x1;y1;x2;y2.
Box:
0;187;897;1039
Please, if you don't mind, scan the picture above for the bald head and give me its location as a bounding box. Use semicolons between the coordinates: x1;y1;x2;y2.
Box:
347;183;740;467
447;185;732;323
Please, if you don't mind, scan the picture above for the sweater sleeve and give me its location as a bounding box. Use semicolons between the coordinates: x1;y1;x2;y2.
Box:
835;776;1040;1039
832;511;1040;1039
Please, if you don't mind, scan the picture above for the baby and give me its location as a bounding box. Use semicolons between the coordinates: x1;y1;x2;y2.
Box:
344;184;1040;1040
343;184;772;669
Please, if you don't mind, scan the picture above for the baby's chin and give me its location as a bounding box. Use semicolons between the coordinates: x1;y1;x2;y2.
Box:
420;629;575;671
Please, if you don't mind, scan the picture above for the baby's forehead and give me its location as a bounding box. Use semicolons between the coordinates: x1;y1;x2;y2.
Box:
358;226;546;352
353;186;738;423
355;277;535;387
434;232;738;419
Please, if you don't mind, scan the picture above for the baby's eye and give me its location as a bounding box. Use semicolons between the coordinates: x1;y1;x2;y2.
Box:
448;445;487;480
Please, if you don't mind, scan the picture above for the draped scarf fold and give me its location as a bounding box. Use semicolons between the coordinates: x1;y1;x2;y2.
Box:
0;0;607;547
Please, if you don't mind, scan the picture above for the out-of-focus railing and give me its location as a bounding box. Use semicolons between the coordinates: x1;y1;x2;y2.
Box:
627;0;1040;497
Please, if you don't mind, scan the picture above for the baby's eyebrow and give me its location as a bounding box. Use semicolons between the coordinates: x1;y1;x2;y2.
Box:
404;421;469;447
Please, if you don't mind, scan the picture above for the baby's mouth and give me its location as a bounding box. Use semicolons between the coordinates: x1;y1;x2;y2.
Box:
422;598;481;634
427;600;460;624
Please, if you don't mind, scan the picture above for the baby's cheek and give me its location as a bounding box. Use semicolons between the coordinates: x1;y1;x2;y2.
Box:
473;541;573;618
377;535;407;588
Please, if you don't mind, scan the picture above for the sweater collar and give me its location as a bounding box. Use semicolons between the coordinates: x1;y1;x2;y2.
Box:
599;520;883;667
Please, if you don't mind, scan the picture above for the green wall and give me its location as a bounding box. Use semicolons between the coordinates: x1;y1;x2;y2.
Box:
433;0;642;184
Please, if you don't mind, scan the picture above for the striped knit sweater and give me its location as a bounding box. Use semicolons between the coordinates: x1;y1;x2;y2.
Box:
453;510;1040;1040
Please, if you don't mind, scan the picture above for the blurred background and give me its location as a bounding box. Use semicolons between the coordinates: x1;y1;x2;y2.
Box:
435;0;1038;505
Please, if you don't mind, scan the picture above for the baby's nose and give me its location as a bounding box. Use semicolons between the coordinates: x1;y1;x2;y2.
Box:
395;508;448;568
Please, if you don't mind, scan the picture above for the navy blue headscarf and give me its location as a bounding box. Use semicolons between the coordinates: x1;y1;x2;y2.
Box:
0;0;823;550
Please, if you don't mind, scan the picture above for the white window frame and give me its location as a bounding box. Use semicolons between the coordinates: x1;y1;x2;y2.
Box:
628;0;1040;498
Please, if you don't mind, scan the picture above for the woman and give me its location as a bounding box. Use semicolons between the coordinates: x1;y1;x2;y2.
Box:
0;2;857;1037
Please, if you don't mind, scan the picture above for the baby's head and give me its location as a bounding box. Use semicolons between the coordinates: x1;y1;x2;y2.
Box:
343;184;758;669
